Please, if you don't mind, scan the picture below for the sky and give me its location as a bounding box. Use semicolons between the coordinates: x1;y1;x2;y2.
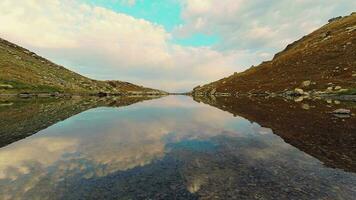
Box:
0;0;355;92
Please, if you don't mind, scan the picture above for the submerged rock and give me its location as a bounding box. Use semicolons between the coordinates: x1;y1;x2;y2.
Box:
294;88;304;95
334;86;342;90
0;84;13;89
302;80;311;88
333;109;351;115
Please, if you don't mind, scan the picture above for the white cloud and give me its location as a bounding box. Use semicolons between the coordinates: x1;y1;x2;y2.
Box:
177;0;356;54
0;0;244;92
0;0;354;92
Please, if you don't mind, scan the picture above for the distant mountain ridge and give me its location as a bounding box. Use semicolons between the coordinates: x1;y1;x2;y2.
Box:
0;38;166;95
192;13;356;96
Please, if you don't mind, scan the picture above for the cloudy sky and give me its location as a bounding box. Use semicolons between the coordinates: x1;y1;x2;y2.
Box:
0;0;355;92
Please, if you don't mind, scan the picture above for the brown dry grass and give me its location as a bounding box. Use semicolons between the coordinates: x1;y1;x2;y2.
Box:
0;38;162;94
195;14;356;94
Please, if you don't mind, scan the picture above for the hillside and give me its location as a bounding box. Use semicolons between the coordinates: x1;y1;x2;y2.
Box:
192;13;356;96
0;38;166;95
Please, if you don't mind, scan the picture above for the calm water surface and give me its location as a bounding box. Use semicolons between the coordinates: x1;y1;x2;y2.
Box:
0;96;355;200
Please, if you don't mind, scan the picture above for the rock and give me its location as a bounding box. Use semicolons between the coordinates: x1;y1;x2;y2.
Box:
339;89;349;93
210;88;217;95
0;84;14;89
326;87;333;91
333;109;351;115
346;25;356;32
320;31;331;38
18;93;31;98
334;86;342;90
302;104;310;110
333;114;351;119
353;74;356;77
301;80;311;87
294;88;304;95
294;96;304;102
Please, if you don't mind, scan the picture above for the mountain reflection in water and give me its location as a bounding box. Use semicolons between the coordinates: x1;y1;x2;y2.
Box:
0;95;355;200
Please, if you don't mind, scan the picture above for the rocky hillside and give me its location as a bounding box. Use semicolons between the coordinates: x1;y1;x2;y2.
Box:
0;38;166;95
193;13;356;96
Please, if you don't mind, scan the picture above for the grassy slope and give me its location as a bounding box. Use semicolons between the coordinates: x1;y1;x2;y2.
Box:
0;38;165;94
193;14;356;95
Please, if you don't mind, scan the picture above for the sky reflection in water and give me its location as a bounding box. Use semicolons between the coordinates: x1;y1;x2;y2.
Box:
0;96;355;200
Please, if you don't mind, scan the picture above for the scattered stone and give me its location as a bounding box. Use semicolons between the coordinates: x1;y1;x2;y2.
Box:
301;104;310;110
346;25;356;32
0;84;13;89
333;114;351;119
18;93;31;98
294;96;304;102
338;89;349;93
333;109;351;115
344;68;348;71
353;74;356;77
0;102;13;107
334;100;341;105
301;80;311;87
210;88;217;95
320;31;331;38
326;87;333;91
294;88;304;95
334;86;342;90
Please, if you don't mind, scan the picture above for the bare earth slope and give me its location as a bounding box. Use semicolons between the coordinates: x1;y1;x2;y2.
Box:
193;13;356;96
0;38;165;95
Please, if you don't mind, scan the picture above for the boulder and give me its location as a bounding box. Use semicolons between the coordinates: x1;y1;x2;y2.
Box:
334;86;342;90
326;87;333;92
333;109;351;115
301;80;311;87
294;88;304;95
301;104;310;110
0;84;13;89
